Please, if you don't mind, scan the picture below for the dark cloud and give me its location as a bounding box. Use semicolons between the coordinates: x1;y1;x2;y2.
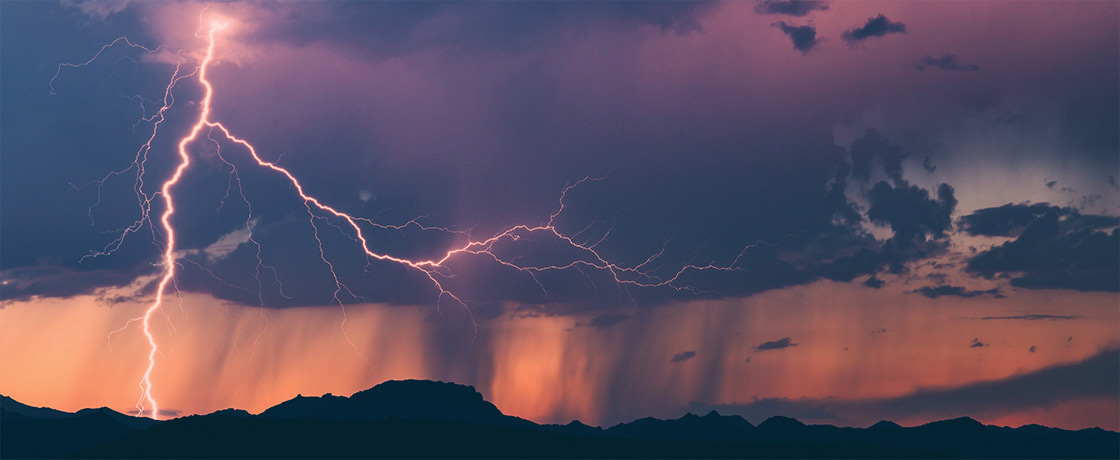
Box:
1;2;1110;323
689;348;1120;426
670;350;697;363
1;48;945;314
755;337;797;351
848;129;909;184
806;131;961;283
979;314;1082;321
0;1;832;312
868;181;956;241
253;2;713;59
575;312;631;330
969;338;988;348
865;181;957;274
842;14;907;45
810;130;960;283
914;54;979;72
753;0;829;17
863;276;884;289
958;203;1056;237
964;207;1119;292
959;203;1118;237
925;272;949;284
912;285;1003;299
6;2;877;313
1029;345;1037;353
921;156;936;173
772;21;820;54
0;266;147;305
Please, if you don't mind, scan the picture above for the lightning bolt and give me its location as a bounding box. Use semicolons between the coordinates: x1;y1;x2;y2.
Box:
60;13;790;421
130;20;223;420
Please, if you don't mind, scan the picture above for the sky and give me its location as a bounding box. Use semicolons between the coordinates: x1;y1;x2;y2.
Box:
1;0;1118;430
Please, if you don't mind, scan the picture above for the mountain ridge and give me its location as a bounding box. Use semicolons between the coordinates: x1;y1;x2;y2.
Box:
3;379;1117;459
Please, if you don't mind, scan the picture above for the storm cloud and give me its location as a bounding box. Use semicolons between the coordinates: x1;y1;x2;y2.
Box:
0;1;1115;318
965;207;1119;292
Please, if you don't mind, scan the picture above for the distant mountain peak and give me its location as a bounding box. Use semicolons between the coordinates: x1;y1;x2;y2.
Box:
757;415;806;430
206;408;251;418
350;379;486;403
923;416;984;429
260;379;526;427
1;394;71;419
868;420;903;430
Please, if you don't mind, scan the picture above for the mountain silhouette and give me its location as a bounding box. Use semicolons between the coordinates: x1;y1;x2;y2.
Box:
1;395;71;419
0;397;157;459
868;420;904;431
260;379;532;427
2;380;1117;459
604;410;755;441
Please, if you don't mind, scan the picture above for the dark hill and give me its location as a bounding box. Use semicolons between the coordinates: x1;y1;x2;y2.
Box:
261;379;532;427
606;410;755;441
868;420;903;430
0;405;156;459
75;414;932;459
3;380;1118;459
1;395;71;419
1;396;158;458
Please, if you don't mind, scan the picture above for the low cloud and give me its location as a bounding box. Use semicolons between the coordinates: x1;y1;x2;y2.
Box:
755;337;798;351
575;312;631;330
842;14;907;45
689;348;1120;426
979;314;1082;321
912;285;1003;299
670;350;697;363
0;267;148;305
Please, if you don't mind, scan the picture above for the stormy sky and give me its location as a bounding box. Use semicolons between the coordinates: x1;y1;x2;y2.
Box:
1;1;1117;430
